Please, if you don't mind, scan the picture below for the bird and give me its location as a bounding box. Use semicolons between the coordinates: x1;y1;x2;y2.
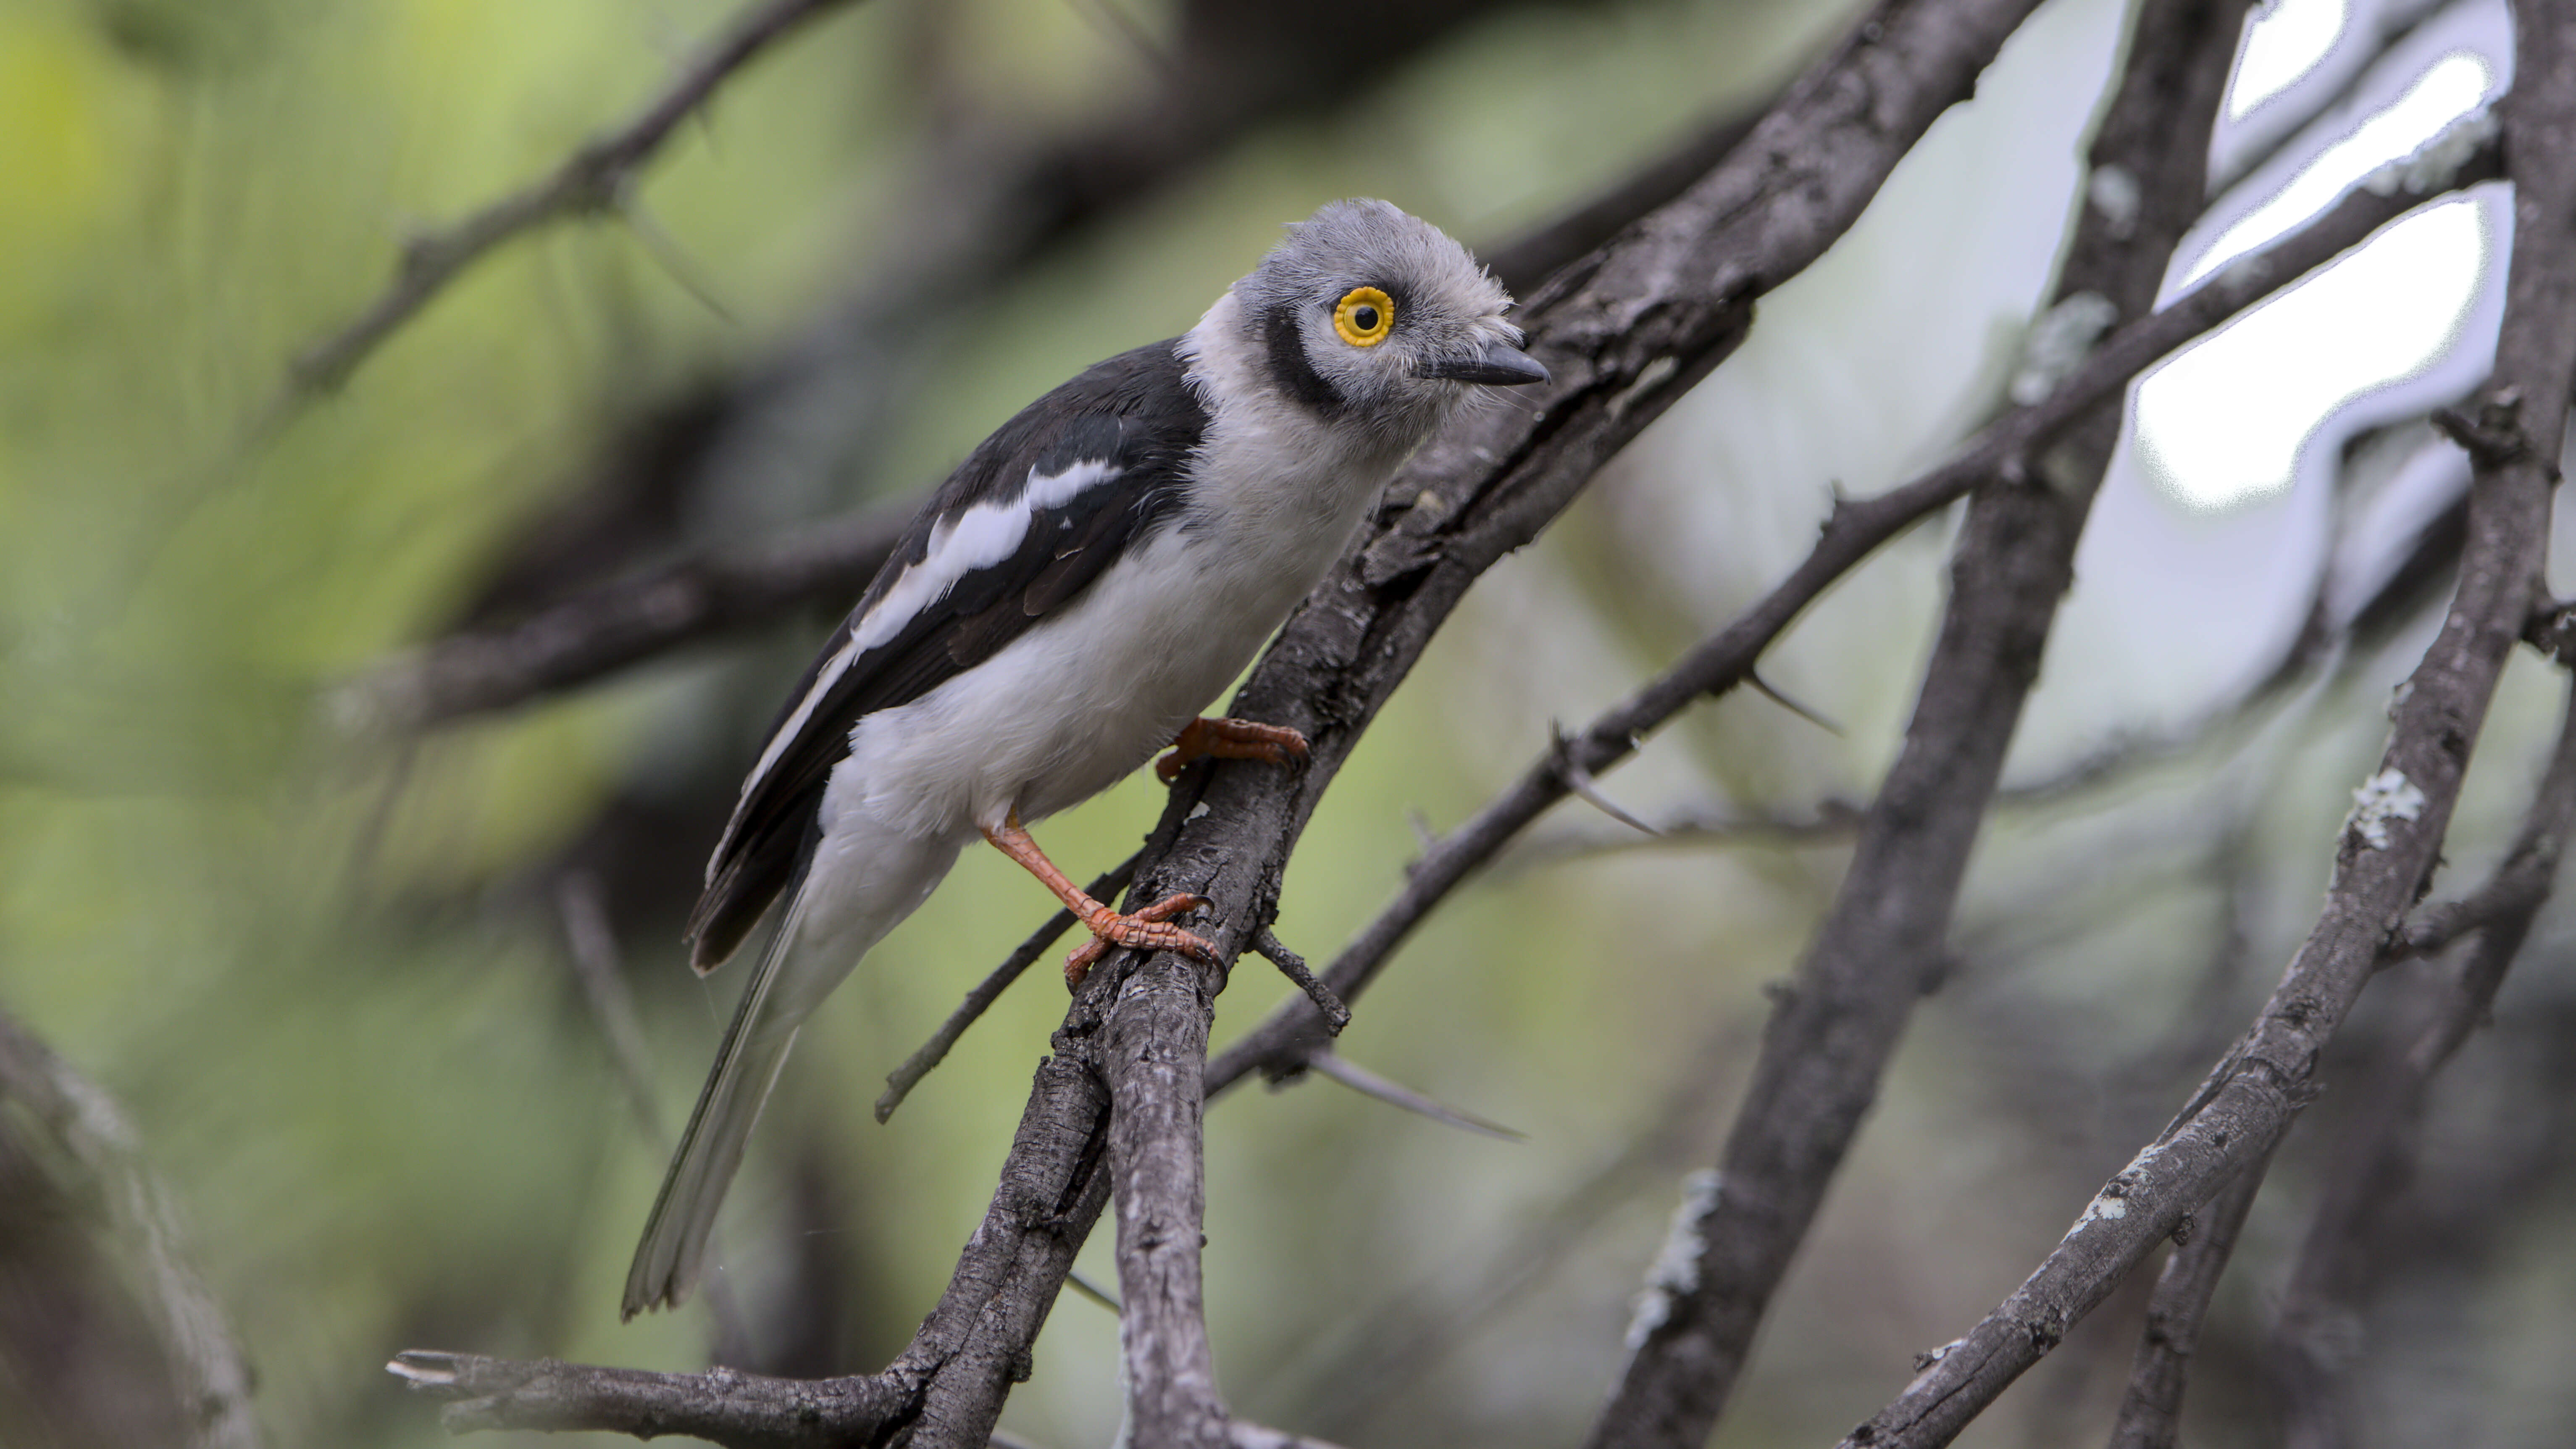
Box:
623;198;1549;1318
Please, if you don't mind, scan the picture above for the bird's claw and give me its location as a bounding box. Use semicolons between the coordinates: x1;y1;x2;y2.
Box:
1156;717;1310;784
1065;892;1216;986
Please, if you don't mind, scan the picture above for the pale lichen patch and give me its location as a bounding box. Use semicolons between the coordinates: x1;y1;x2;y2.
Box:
2347;768;2427;849
2008;292;2118;406
1624;1169;1723;1349
2087;165;2141;238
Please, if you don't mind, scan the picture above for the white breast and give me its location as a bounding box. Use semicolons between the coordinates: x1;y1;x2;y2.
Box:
823;287;1420;845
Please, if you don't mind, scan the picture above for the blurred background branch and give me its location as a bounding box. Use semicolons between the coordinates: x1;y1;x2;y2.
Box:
0;1010;260;1449
268;0;874;420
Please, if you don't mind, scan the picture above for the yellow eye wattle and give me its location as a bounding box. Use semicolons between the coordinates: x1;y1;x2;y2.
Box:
1333;286;1395;347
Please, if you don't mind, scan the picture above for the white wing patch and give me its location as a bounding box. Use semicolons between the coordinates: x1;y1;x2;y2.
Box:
1026;456;1120;510
734;457;1126;805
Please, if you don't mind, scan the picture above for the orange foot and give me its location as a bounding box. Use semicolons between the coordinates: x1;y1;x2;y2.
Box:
1062;891;1215;987
980;812;1220;988
1156;716;1310;783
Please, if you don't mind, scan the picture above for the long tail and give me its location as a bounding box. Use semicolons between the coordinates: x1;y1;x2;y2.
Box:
622;872;828;1319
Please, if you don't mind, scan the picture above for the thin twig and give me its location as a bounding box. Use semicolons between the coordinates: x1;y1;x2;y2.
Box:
1843;11;2576;1440
874;852;1138;1123
1501;799;1865;868
558;871;670;1144
1066;1269;1121;1314
2102;1162;2267;1449
268;0;868;422
1250;928;1349;1035
556;872;757;1355
1553;726;1662;836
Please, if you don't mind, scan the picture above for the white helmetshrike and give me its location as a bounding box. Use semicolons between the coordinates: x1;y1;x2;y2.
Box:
624;198;1547;1318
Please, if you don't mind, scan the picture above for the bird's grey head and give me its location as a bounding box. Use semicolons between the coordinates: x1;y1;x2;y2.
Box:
1231;199;1546;436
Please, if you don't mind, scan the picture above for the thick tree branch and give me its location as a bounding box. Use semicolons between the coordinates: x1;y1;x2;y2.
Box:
1080;0;2061;1438
271;0;867;419
2272;670;2576;1449
1102;954;1230;1449
1587;6;2250;1443
1840;8;2576;1442
1208;74;2500;1102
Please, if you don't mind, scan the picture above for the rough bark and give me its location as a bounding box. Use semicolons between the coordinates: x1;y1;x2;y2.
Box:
1585;5;2249;1440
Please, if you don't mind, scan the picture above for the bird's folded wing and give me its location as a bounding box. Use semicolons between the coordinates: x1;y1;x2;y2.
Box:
686;340;1209;969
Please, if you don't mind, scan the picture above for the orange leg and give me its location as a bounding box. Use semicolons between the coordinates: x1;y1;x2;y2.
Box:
1155;716;1310;784
982;812;1216;987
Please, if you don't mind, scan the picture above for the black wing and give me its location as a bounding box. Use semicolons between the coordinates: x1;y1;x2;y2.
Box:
685;339;1209;969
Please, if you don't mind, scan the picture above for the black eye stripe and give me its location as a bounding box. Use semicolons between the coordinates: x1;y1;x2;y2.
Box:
1263;300;1345;415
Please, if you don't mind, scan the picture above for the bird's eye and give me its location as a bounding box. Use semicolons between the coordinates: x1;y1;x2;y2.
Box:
1333;286;1395;347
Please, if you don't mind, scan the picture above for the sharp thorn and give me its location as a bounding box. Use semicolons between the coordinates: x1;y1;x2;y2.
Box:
1306;1053;1524;1141
1548;726;1658;836
1066;1268;1122;1313
1747;669;1842;735
617;194;739;324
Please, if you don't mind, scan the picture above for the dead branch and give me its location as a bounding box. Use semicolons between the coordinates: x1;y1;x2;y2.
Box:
387;1350;904;1445
1101;952;1229;1449
1840;7;2576;1441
